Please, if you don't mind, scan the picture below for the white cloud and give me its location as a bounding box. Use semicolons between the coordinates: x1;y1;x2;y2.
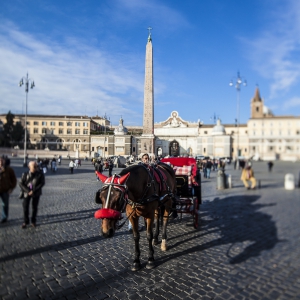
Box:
0;22;145;125
283;97;300;110
243;0;300;98
110;0;190;30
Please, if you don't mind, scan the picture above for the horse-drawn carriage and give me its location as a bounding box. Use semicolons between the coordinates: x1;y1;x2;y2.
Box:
94;157;201;270
161;157;201;229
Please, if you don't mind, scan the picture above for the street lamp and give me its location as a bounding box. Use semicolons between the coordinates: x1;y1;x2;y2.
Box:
229;71;246;167
19;73;35;167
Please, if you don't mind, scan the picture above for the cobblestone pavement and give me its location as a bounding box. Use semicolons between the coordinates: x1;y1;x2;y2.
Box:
1;158;300;300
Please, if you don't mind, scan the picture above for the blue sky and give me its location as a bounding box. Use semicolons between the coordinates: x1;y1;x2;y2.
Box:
1;0;300;127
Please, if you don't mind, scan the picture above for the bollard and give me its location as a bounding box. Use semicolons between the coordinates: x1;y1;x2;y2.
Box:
298;172;300;188
217;169;226;189
258;180;261;189
226;174;232;188
284;173;295;190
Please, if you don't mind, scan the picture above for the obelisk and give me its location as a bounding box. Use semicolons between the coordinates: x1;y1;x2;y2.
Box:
141;27;155;155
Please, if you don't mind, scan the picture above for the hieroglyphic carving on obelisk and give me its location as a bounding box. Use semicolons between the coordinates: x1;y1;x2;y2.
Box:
143;27;154;135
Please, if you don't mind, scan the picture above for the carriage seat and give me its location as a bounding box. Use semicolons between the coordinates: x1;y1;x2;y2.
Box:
174;166;193;196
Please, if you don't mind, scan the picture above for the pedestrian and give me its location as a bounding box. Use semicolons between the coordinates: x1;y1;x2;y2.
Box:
108;159;113;177
241;162;256;190
51;159;57;172
206;159;212;179
202;160;207;178
19;161;45;228
0;157;17;223
75;159;79;169
69;160;75;174
268;161;274;172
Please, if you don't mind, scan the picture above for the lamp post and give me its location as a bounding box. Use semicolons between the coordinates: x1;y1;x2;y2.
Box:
229;71;246;168
19;73;35;167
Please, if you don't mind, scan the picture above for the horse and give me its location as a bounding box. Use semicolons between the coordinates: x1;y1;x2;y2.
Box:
94;162;177;271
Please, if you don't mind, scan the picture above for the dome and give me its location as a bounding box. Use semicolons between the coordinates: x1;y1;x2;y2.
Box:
211;119;226;135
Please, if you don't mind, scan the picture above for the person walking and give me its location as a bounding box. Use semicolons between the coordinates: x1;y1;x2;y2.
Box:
206;159;213;179
69;160;75;174
0;157;17;223
268;161;274;172
19;161;45;228
108;159;113;177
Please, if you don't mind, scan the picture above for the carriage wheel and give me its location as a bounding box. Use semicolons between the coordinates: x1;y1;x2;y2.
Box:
193;197;199;229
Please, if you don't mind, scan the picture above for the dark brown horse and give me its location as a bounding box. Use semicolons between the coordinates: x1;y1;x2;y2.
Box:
94;162;176;271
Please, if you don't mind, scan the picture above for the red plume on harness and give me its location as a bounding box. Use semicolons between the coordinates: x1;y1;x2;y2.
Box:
94;172;131;220
96;172;130;185
94;208;122;219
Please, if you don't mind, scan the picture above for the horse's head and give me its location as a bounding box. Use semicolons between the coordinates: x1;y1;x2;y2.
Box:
94;172;130;238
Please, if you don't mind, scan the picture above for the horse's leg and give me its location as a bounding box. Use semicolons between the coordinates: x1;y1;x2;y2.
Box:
146;216;155;269
128;210;141;271
152;208;160;245
161;200;171;251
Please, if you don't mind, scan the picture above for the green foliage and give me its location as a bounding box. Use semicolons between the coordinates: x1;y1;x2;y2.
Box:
0;111;25;147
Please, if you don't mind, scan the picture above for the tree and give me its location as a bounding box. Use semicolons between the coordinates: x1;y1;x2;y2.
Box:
0;111;25;147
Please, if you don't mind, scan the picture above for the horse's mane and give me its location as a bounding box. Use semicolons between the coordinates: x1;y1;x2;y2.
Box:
119;162;175;177
119;164;141;176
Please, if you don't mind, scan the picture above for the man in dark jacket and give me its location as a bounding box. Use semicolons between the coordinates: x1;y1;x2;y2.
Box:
19;161;45;228
0;157;17;223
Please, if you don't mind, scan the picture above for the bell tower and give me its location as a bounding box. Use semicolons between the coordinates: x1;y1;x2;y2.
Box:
251;87;264;118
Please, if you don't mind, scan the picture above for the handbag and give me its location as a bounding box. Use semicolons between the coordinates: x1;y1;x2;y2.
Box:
18;191;24;199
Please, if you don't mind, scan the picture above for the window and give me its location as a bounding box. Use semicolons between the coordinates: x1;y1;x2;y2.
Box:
203;148;206;153
34;121;39;125
75;122;80;127
83;145;87;150
34;128;38;134
67;122;72;126
116;147;124;152
50;122;55;126
42;121;47;126
26;121;30;125
42;128;47;134
83;122;88;127
256;107;259;112
253;131;255;135
252;146;256;151
59;122;63;126
269;146;273;151
245;148;247;152
50;129;54;135
245;131;247;134
67;129;72;134
75;129;80;134
204;131;208;134
83;129;88;134
279;130;281;135
59;129;63;134
105;147;107;151
92;147;94;151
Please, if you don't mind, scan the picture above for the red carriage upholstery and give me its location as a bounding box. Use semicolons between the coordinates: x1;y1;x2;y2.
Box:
174;166;192;186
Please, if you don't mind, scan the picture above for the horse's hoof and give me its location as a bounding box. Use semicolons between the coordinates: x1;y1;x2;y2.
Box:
161;239;168;251
146;260;155;269
152;239;158;246
131;262;141;271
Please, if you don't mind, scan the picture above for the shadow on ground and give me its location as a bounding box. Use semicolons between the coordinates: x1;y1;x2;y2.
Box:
160;195;280;265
